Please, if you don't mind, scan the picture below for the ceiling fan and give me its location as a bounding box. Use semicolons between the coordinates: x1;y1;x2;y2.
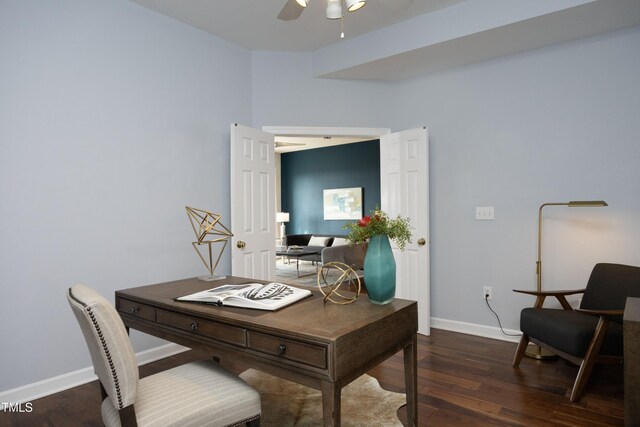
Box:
278;0;366;21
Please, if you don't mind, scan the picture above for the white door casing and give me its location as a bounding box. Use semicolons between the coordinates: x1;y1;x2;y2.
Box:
380;127;430;335
230;123;275;281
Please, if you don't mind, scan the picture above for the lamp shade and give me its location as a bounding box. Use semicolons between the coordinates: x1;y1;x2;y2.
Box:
276;212;290;223
567;200;608;207
345;0;365;12
326;0;342;19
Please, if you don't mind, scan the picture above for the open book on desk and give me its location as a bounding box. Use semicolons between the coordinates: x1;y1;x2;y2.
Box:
176;282;312;311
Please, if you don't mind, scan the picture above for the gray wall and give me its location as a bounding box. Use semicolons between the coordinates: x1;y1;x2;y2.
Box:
253;27;640;332
251;51;395;128
390;26;640;329
0;0;251;390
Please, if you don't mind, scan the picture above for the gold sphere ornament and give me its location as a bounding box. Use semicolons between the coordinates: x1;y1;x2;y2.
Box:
317;262;361;304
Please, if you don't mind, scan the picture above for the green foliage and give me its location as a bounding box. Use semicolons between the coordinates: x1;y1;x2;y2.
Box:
344;208;412;250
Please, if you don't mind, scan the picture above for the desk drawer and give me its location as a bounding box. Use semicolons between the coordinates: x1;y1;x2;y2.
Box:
247;331;326;369
156;310;246;347
117;298;156;321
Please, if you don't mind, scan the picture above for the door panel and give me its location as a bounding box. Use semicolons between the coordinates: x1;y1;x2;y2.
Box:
381;128;430;335
230;123;275;280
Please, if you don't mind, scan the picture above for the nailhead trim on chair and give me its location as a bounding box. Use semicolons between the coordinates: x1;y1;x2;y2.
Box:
86;306;124;409
225;414;261;427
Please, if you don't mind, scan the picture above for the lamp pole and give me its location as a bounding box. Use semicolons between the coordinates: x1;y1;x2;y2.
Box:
537;203;569;292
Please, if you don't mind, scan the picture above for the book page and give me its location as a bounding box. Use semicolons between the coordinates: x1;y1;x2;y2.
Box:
176;284;260;304
229;283;310;309
176;283;311;310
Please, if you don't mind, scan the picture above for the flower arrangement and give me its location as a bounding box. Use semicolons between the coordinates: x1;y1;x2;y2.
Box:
344;208;412;250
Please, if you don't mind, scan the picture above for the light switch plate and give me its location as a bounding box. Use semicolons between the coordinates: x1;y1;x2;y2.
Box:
475;207;495;220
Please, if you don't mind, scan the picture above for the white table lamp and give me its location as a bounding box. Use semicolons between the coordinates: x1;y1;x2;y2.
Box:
276;212;290;241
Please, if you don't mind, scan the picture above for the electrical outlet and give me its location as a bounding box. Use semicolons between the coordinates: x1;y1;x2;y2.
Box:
483;286;493;300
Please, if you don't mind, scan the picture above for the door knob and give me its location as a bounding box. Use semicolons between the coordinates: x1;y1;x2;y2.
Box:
237;240;246;249
417;238;426;246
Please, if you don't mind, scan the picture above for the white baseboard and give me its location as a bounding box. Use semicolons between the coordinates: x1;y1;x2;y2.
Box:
0;343;189;404
431;317;522;343
2;318;519;404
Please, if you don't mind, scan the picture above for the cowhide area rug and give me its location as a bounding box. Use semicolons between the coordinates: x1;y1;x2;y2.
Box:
239;369;406;426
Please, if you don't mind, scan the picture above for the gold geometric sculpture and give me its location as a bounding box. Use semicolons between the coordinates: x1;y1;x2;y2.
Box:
317;262;361;305
186;206;233;281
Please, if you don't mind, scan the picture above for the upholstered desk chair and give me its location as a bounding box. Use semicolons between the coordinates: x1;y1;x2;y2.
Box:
67;285;261;427
512;263;640;401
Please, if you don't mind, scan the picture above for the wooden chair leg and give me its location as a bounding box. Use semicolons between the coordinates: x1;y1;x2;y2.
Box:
570;316;609;402
100;381;108;402
512;334;530;367
118;404;138;427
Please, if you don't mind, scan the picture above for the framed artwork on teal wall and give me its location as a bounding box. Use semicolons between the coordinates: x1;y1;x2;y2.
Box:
323;187;363;220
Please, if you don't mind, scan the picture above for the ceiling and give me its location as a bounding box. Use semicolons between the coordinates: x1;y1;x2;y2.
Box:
130;0;464;51
129;0;640;81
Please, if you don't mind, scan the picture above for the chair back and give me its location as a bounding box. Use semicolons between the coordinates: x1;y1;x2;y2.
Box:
580;263;640;314
322;242;368;270
67;285;139;410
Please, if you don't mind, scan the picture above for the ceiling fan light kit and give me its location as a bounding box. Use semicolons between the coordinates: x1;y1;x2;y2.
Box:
326;0;343;20
279;0;366;38
345;0;366;12
280;0;366;22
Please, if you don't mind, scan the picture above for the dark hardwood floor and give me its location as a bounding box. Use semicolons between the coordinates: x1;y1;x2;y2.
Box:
0;329;624;426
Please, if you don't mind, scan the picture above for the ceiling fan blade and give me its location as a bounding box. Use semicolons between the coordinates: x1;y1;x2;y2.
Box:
278;0;305;21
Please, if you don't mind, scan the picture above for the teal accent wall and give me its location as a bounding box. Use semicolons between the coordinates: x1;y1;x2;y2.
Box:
281;140;380;235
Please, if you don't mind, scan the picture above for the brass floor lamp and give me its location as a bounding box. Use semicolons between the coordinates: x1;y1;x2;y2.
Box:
526;200;608;359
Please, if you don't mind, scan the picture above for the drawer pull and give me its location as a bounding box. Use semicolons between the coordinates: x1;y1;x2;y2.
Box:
277;344;287;355
131;306;139;314
190;322;199;331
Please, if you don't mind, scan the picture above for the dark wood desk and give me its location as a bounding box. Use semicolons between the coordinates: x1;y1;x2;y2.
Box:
116;276;418;426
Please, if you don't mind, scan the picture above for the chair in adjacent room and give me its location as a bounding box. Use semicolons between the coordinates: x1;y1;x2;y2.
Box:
67;284;261;427
512;263;640;401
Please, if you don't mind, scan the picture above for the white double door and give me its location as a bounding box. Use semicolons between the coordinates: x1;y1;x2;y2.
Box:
380;128;430;335
230;124;430;334
229;123;276;281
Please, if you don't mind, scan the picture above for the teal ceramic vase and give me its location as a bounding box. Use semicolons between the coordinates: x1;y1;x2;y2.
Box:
363;235;396;305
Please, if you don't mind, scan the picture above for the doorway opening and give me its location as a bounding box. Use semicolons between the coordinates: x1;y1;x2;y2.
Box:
264;126;390;240
264;126;390;286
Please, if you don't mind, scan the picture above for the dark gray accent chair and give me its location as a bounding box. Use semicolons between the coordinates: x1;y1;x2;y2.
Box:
512;263;640;401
